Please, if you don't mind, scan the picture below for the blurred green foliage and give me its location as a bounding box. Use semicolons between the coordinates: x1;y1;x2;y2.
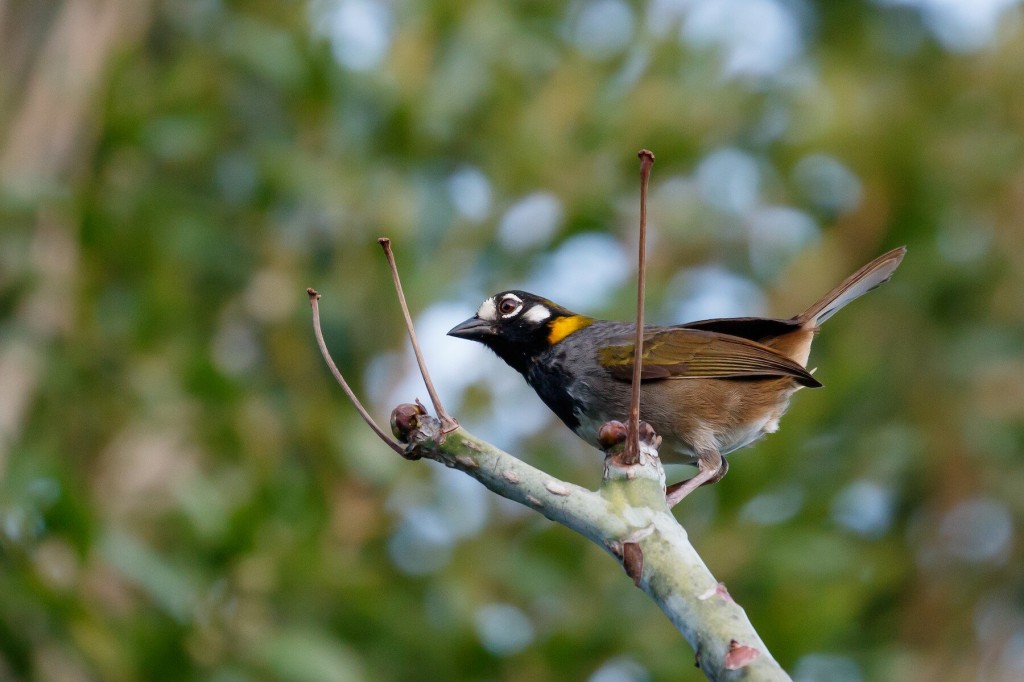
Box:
2;0;1023;680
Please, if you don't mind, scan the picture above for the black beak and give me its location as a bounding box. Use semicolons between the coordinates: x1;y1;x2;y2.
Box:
447;316;496;340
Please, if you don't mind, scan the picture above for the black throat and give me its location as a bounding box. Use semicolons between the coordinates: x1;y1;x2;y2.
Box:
481;335;548;376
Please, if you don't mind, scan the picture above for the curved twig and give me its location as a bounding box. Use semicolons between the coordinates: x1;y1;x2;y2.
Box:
307;288;406;455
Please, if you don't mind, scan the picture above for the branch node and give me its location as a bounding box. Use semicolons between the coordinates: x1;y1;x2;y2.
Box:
601;419;661;470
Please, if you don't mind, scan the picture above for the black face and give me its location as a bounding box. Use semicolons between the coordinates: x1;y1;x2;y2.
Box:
447;290;573;374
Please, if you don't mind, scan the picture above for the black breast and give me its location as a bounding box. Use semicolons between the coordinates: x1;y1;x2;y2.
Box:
524;347;581;431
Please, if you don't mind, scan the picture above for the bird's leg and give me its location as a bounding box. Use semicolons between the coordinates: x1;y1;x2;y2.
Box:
665;449;725;508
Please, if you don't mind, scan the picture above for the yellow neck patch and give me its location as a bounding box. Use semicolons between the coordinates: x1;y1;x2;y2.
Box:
547;315;594;345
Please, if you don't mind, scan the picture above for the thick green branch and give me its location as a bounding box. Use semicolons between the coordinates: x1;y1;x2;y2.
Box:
394;409;791;682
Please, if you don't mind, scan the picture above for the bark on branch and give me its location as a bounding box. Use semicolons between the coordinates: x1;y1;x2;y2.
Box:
389;405;791;681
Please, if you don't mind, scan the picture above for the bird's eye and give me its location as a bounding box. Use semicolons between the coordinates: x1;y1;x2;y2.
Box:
498;297;520;315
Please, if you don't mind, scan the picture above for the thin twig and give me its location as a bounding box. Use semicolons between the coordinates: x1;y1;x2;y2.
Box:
377;238;460;433
625;150;655;465
307;288;406;455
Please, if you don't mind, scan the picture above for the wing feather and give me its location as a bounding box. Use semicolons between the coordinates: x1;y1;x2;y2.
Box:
597;328;822;387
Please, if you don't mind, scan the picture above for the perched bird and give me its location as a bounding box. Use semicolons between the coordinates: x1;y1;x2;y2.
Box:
448;247;906;505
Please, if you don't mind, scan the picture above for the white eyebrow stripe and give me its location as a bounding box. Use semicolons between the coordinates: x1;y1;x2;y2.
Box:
477;297;497;321
522;305;551;323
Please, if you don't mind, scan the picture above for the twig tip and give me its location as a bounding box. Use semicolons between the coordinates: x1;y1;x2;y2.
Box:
377;237;391;248
307;287;320;302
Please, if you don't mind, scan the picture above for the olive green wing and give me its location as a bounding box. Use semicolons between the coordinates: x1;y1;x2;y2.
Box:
597;328;822;387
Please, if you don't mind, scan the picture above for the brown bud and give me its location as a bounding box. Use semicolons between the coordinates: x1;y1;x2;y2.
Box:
622;542;644;587
638;420;657;445
598;420;628;450
391;402;427;441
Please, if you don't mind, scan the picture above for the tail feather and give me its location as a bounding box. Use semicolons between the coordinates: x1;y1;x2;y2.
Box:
796;246;906;328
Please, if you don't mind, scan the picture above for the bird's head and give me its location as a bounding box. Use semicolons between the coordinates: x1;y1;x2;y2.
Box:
447;290;594;373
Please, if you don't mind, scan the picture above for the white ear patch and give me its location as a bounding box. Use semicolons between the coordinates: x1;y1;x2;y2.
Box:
522;305;551;324
477;297;497;321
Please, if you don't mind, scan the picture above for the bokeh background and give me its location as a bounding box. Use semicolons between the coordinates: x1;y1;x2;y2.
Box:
2;1;1024;680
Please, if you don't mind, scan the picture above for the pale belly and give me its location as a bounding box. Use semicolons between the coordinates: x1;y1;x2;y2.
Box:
569;381;798;466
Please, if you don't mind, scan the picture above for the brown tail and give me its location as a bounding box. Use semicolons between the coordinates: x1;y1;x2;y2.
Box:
796;246;907;328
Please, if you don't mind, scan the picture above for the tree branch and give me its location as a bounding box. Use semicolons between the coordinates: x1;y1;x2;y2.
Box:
308;285;793;681
390;408;790;681
308;149;794;680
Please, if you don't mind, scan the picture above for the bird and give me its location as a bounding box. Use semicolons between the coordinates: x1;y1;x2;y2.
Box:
448;246;906;505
